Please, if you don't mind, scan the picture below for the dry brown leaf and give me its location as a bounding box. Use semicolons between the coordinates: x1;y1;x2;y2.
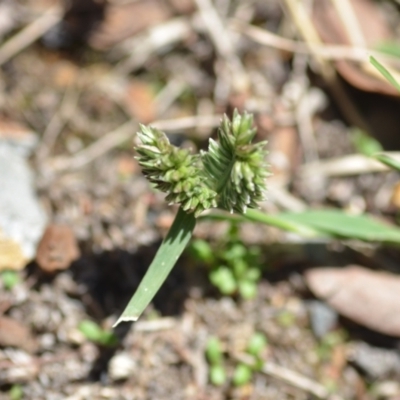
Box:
305;265;400;337
36;224;80;273
0;316;37;353
312;0;398;95
89;0;171;50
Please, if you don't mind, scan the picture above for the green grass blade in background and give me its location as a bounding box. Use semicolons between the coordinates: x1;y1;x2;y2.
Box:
351;128;383;156
114;207;196;325
202;210;321;237
206;208;400;243
375;41;400;58
374;152;400;172
370;56;400;93
276;210;400;243
243;209;321;237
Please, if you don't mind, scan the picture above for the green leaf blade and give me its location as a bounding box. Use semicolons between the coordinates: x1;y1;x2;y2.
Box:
276;210;400;243
114;207;196;325
370;56;400;93
374;152;400;172
205;208;400;243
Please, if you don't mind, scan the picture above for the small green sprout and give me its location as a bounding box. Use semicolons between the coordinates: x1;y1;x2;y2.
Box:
233;332;268;387
247;332;268;357
206;337;227;386
209;266;237;295
206;332;268;387
277;310;296;328
350;129;382;156
78;320;118;347
206;336;224;365
9;384;23;400
1;270;20;290
233;364;252;386
210;365;226;386
316;330;347;361
189;239;215;264
190;232;263;299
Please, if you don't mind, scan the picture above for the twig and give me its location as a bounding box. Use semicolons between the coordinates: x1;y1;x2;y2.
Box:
152;114;222;131
268;181;307;212
300;153;400;178
154;78;187;117
37;85;81;161
282;0;369;132
115;18;192;75
232;21;400;65
0;6;62;66
331;0;400;86
48;115;222;172
49;120;137;171
194;0;248;92
134;317;177;332
235;353;332;399
331;0;366;47
296;88;326;163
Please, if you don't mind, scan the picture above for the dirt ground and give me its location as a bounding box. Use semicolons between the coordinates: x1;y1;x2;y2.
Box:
2;0;400;399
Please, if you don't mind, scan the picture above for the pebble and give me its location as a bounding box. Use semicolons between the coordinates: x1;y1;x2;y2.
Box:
109;352;137;381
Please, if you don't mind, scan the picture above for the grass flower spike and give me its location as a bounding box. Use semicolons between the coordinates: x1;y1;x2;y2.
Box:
136;110;268;217
115;110;269;325
136;125;218;217
202;110;268;213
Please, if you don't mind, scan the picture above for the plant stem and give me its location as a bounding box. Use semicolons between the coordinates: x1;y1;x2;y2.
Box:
114;207;196;325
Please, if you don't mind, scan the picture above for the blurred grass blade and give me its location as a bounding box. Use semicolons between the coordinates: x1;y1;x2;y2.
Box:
375;41;400;58
370;56;400;93
202;210;321;237
244;209;320;237
374;152;400;172
204;208;400;243
351;128;382;156
114;207;196;325
276;210;400;243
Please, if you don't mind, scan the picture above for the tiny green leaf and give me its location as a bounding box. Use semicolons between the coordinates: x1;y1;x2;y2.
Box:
233;364;253;386
209;266;237;294
206;337;224;365
210;365;227;386
247;332;268;356
78;320;117;346
79;320;103;341
1;270;20;290
238;280;257;299
245;267;261;282
190;239;214;264
224;243;246;261
232;259;247;278
9;385;23;400
277;311;296;327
